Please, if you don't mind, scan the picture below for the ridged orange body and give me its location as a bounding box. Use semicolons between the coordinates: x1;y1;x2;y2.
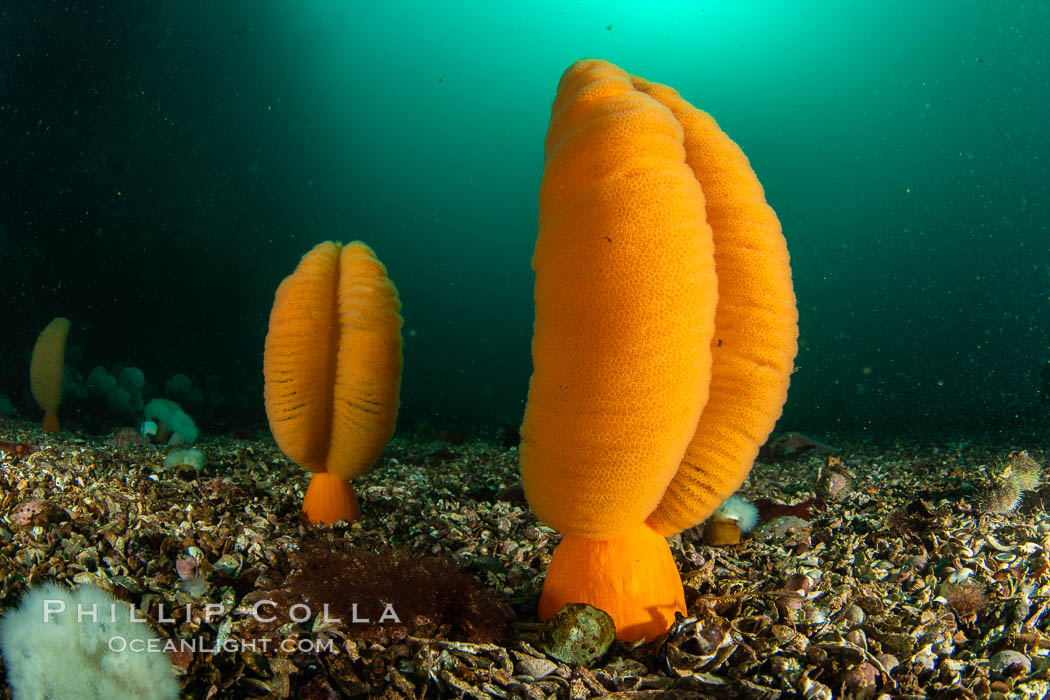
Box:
521;61;719;541
30;317;71;432
264;241;403;524
637;79;798;536
521;59;798;641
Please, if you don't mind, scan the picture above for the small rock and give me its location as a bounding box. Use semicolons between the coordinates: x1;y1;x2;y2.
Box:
843;662;879;697
169;648;194;673
175;556;198;580
514;656;558;678
798;674;833;700
753;515;811;542
784;573;813;595
200;478;251;499
843;604;866;626
817;470;850;501
912;649;936;671
761;432;839;460
876;653;899;673
845;628;867;648
213;553;243;578
989;679;1011;695
770;654;803;682
106;427;149;448
989;649;1031;679
777;573;812;614
537;603;615;667
907;554;929;571
7;499;68;528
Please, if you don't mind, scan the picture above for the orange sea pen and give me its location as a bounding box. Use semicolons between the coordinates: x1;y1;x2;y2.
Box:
30;317;71;432
521;59;798;642
263;241;403;525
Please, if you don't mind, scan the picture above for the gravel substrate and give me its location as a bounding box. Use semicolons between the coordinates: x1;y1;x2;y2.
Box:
1;420;1049;699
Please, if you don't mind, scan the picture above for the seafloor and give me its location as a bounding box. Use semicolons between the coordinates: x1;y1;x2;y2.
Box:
1;419;1049;699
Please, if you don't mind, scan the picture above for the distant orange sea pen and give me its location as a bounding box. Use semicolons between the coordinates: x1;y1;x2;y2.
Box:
264;241;403;524
30;317;71;432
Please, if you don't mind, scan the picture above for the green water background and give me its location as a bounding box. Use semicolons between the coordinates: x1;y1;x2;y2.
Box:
1;1;1047;439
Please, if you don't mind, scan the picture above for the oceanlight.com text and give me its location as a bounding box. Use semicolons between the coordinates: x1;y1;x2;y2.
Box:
108;636;337;654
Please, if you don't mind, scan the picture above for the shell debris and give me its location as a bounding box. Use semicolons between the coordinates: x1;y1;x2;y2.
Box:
1;423;1049;697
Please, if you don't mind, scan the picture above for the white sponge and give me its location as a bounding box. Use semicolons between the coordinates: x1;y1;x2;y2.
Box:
0;583;179;700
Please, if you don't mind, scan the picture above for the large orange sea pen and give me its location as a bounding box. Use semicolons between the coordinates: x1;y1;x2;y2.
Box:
521;59;798;642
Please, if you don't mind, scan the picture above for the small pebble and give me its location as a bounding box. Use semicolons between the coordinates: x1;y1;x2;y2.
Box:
843;604;866;625
513;657;557;679
843;661;879;697
537;603;615;667
876;653;899;673
989;649;1031;678
817;470;850;500
7;499;68;528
